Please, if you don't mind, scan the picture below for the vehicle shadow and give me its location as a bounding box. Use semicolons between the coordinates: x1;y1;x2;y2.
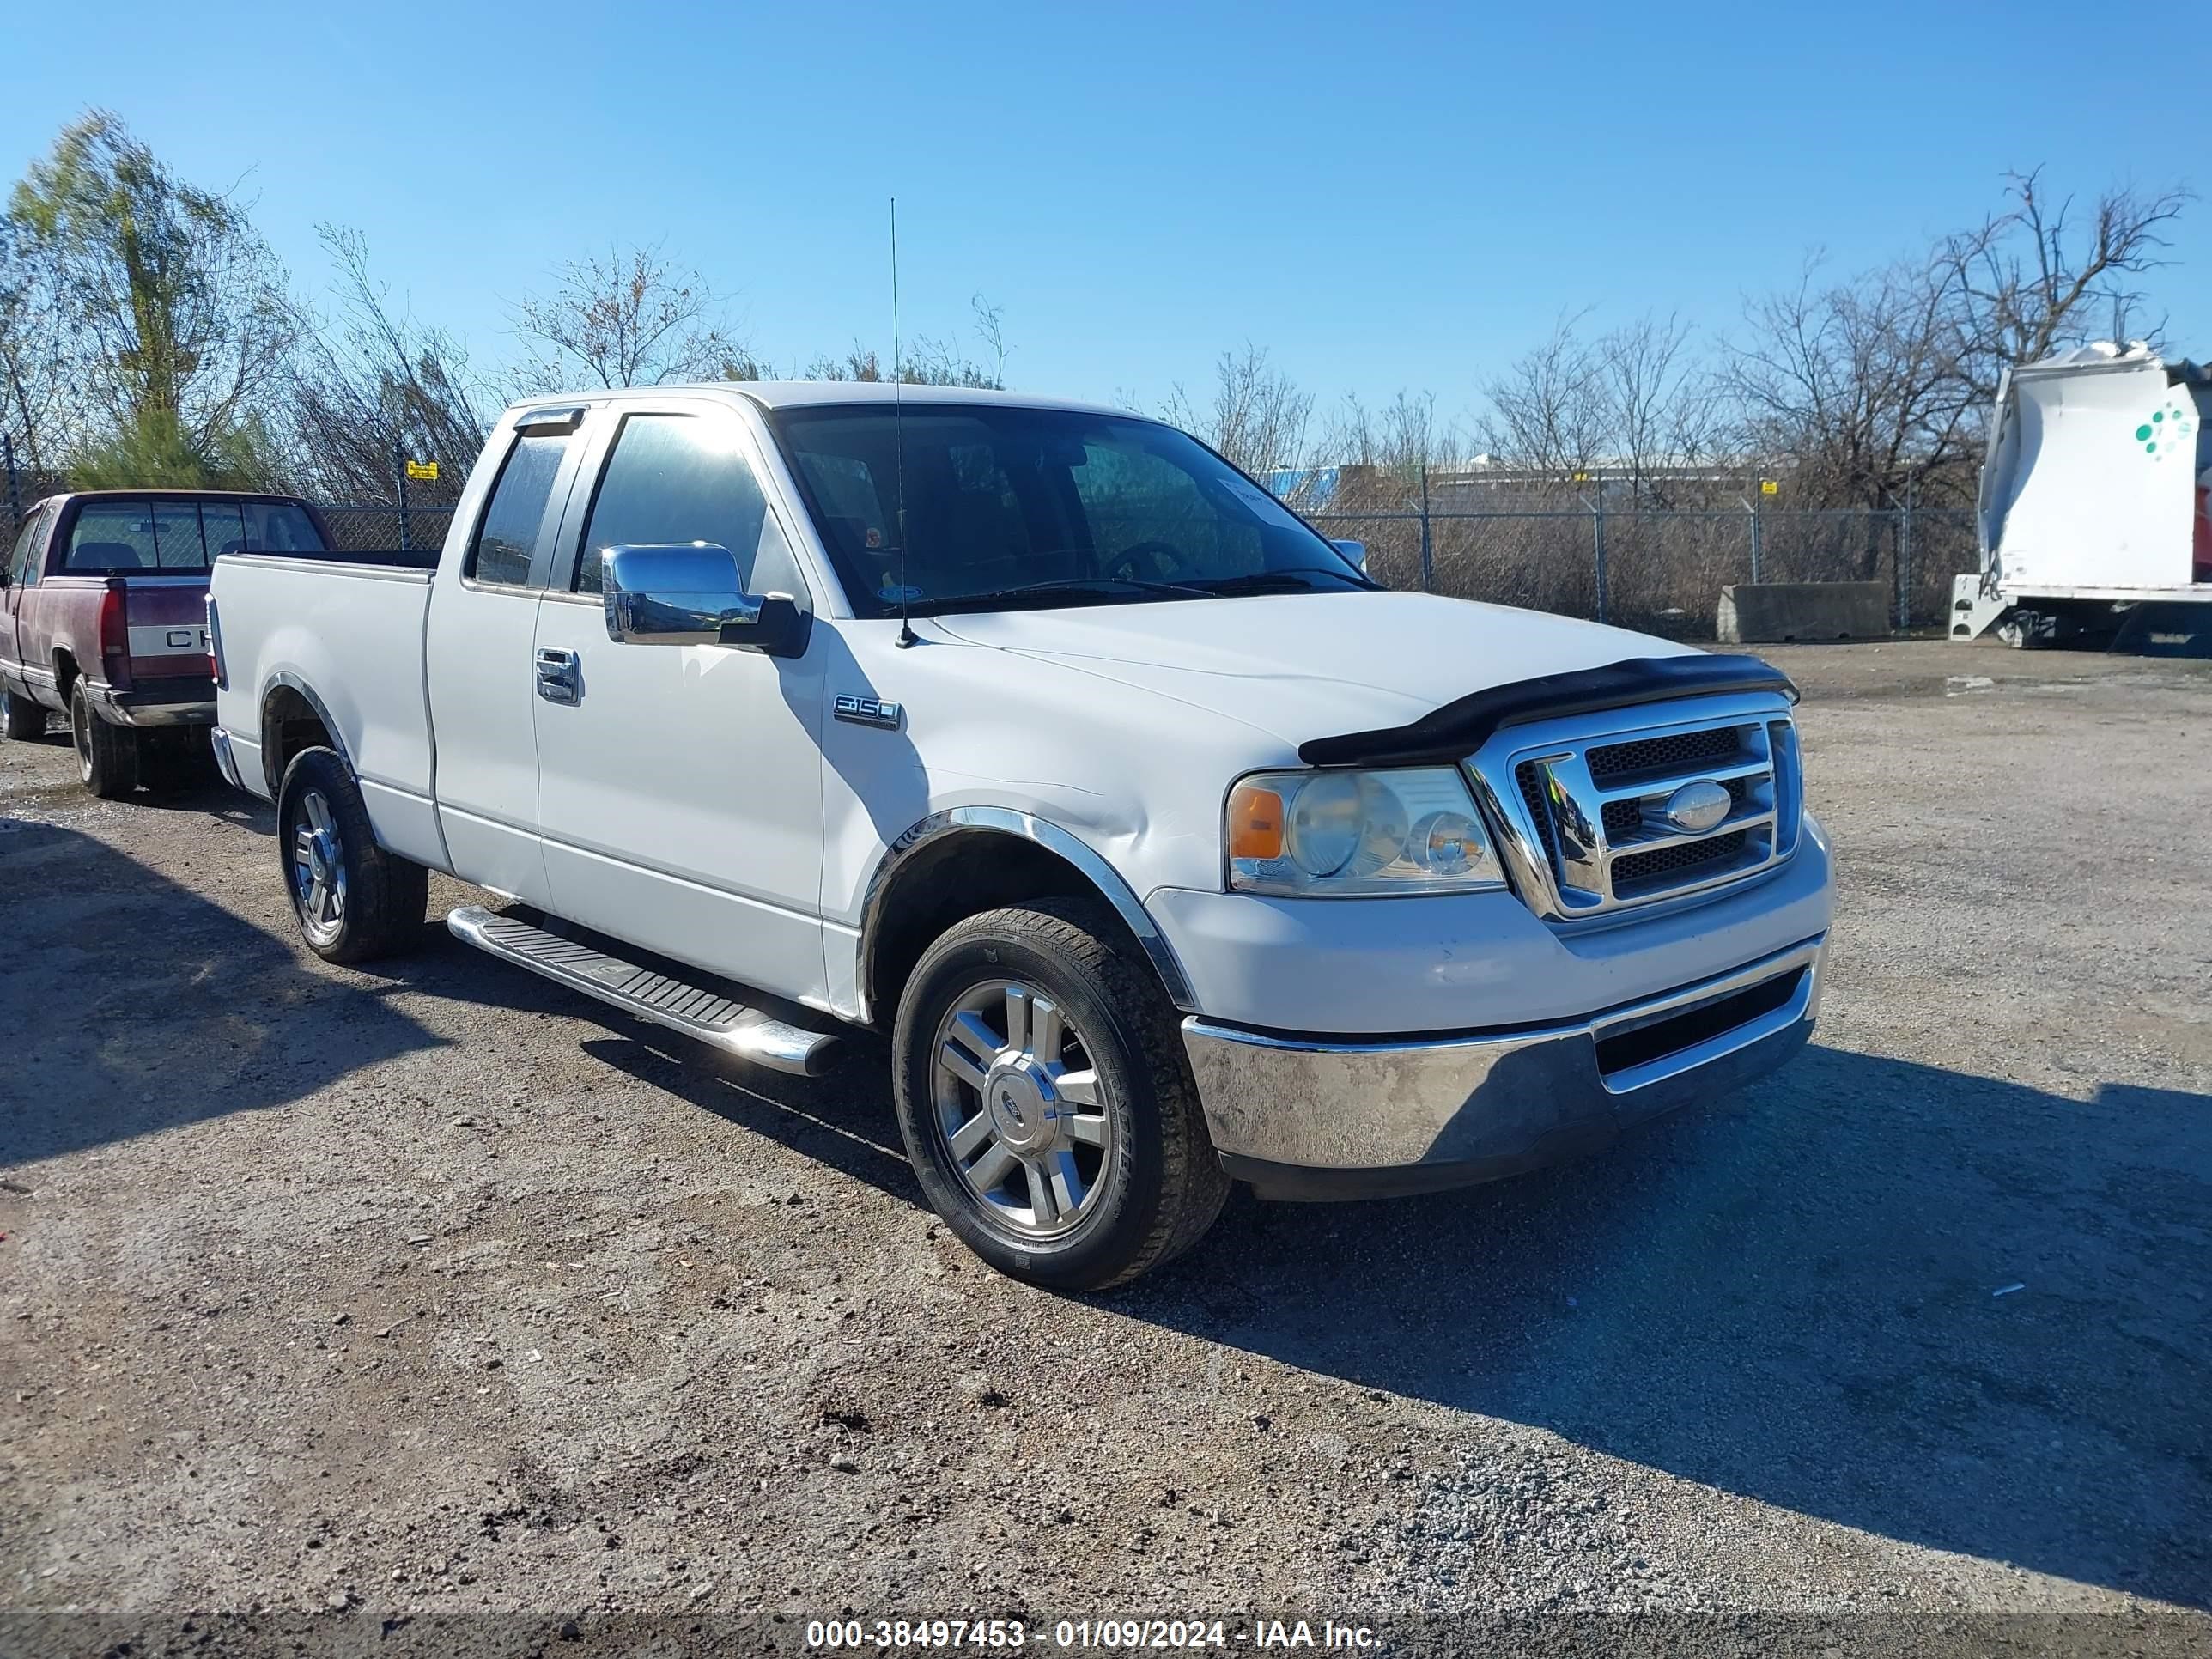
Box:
0;820;450;1166
541;1016;2211;1608
1115;1044;2212;1611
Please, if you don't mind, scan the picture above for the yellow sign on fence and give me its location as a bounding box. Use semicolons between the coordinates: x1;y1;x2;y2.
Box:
405;460;440;482
1759;478;1779;496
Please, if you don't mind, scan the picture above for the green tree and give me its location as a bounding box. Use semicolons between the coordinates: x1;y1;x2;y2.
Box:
9;110;294;485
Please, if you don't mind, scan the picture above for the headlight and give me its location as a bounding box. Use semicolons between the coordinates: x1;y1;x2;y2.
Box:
1225;767;1509;896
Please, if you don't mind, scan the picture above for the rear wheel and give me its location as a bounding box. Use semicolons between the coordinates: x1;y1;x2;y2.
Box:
70;682;140;799
2;689;44;741
277;746;428;963
891;898;1228;1291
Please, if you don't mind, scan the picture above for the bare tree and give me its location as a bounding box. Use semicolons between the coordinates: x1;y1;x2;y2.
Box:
1475;312;1607;483
969;294;1011;386
1164;344;1314;476
9;110;295;480
1597;313;1733;505
1724;252;1981;518
511;244;744;392
284;225;493;502
1940;168;2192;402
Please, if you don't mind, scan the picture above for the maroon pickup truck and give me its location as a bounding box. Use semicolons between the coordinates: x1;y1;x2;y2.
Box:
1;490;336;797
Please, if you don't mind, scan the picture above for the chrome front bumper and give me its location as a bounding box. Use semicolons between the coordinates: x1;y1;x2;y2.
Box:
1182;935;1826;1200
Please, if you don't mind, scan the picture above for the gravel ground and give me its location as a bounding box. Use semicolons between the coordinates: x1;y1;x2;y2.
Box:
1;641;2208;1655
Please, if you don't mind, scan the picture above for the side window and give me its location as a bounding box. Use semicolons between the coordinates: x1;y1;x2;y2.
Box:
9;509;46;584
575;414;805;603
467;432;572;586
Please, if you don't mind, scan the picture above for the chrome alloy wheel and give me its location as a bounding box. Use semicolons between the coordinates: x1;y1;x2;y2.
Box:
932;979;1115;1241
290;787;349;946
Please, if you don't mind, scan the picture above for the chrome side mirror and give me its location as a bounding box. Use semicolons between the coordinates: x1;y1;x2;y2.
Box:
1330;538;1370;576
601;543;809;658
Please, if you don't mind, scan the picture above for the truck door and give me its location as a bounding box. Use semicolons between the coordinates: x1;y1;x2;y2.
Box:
530;398;828;1006
2;506;47;696
423;410;591;906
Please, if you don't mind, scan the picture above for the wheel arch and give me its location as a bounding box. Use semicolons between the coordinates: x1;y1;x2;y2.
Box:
258;672;350;799
858;808;1196;1029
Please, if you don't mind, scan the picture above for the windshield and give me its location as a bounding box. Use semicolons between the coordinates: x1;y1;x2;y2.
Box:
768;404;1366;617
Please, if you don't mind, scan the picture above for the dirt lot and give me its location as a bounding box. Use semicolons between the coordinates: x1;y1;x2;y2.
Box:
2;641;2209;1652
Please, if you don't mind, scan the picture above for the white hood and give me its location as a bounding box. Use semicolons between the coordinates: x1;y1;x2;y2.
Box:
927;591;1698;748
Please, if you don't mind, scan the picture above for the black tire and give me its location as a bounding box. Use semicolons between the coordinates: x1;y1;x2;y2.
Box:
70;681;140;799
891;897;1229;1291
2;689;44;741
276;746;429;964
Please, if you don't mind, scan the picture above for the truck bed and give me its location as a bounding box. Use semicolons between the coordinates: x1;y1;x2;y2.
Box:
210;554;443;865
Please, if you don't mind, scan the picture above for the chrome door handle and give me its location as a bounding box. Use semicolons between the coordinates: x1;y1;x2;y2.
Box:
534;647;581;705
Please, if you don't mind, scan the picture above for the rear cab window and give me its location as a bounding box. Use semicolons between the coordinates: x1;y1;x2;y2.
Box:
61;498;328;573
468;433;574;587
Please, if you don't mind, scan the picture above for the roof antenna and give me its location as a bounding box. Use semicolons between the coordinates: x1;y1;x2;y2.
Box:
890;196;918;649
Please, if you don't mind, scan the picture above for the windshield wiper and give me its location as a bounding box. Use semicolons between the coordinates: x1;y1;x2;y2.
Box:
1186;566;1379;594
905;574;1217;615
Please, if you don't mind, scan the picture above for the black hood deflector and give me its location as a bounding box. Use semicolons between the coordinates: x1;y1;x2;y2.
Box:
1297;653;1799;769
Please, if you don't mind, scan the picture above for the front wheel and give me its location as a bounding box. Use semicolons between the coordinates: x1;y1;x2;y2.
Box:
276;746;429;963
891;898;1229;1291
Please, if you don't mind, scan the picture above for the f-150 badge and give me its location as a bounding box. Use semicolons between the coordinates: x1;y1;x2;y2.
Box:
834;695;902;731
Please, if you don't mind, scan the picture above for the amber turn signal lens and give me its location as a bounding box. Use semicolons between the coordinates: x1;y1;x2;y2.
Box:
1227;782;1286;861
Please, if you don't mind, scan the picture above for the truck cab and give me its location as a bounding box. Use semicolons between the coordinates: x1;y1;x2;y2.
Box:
1;489;333;794
208;385;1832;1291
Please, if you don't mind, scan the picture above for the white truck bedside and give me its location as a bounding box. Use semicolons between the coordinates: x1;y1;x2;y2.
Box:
207;384;1833;1290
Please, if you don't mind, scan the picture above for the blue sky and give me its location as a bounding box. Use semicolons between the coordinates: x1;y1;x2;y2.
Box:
4;0;2206;429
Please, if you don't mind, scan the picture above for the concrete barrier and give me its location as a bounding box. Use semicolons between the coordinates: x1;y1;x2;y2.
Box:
1717;581;1891;644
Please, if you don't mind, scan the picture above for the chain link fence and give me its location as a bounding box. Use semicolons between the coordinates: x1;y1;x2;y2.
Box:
4;441;1975;637
1312;501;1978;635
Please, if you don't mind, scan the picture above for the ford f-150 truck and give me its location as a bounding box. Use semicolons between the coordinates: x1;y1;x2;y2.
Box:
208;385;1832;1290
2;489;334;795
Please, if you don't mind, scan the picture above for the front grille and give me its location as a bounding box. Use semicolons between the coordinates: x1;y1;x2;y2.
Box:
1516;761;1559;866
1613;829;1748;889
1476;701;1801;920
1587;725;1741;781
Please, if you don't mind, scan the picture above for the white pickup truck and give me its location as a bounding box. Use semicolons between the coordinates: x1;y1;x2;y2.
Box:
208;384;1832;1289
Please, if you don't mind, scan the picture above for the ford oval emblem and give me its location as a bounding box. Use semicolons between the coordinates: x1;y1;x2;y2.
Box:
1662;780;1732;836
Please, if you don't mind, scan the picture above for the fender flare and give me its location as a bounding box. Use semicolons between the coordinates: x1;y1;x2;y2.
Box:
856;805;1198;1023
257;672;353;799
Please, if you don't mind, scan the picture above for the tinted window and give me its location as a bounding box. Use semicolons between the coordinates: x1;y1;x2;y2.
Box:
241;501;326;553
469;433;571;586
575;414;805;602
148;500;210;568
67;502;165;570
771;405;1353;617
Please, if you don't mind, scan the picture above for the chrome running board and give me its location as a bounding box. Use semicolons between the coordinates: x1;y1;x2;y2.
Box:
446;905;839;1077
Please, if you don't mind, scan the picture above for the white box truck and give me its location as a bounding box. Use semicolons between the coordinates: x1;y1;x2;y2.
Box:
1954;342;2212;647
